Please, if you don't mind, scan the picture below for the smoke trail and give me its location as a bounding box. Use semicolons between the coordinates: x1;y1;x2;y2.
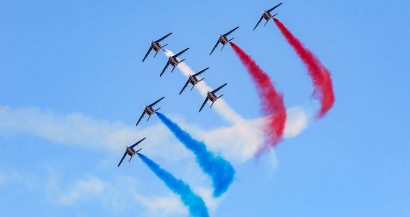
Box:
273;18;335;118
156;112;235;197
164;50;244;125
138;153;209;217
229;42;286;151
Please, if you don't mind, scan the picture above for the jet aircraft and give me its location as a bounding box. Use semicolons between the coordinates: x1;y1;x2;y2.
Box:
160;48;189;77
136;97;165;126
253;3;282;31
118;137;145;167
199;83;227;112
210;27;239;55
179;67;209;95
142;33;172;62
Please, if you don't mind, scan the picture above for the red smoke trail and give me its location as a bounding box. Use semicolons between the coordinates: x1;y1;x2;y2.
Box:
273;18;335;118
230;42;286;152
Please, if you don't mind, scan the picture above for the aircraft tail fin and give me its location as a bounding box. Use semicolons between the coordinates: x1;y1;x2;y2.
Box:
210;101;214;108
264;19;269;26
128;155;133;162
190;85;195;91
171;66;176;72
136;148;142;153
147;115;151;121
161;44;168;51
271;13;278;18
218;94;224;99
221;45;225;51
154;51;158;58
198;78;205;83
155;107;161;112
229;37;234;41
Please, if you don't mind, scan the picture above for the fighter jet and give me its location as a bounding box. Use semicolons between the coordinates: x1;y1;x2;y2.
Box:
179;67;209;95
142;33;172;62
253;3;282;31
160;48;189;77
210;27;239;55
118;137;145;167
136;97;164;126
199;83;227;112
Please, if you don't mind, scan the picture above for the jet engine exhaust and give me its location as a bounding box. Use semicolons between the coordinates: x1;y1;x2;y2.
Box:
230;42;286;154
138;153;209;217
273;18;335;118
156;112;235;197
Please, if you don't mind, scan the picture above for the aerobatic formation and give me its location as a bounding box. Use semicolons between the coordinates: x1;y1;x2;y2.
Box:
118;2;335;216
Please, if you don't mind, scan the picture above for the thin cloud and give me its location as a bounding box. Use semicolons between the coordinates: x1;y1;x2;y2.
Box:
0;106;307;163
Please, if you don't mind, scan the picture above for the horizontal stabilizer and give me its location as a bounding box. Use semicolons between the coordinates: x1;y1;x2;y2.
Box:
155;107;161;112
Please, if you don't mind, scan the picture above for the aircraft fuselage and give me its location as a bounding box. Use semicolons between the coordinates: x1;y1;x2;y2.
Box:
169;57;179;66
189;75;199;85
145;106;155;115
126;147;136;156
207;92;218;102
219;35;229;45
151;41;162;52
262;11;272;20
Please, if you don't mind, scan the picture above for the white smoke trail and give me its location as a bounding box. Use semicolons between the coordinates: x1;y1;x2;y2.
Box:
164;49;309;146
164;50;245;125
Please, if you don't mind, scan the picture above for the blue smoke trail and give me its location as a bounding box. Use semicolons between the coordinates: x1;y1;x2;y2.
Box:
138;154;209;217
156;112;235;197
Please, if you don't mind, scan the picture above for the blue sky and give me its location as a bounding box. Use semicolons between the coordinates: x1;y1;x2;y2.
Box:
1;0;409;216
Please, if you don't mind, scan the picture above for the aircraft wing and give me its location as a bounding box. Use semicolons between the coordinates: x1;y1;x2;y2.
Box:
210;40;219;55
267;3;283;13
253;16;264;31
155;32;172;43
212;83;227;94
130;137;146;148
118;151;127;167
179;80;190;95
193;67;209;77
142;47;153;62
223;26;239;36
136;110;145;126
149;97;165;107
199;97;209;112
173;48;189;58
160;61;170;77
